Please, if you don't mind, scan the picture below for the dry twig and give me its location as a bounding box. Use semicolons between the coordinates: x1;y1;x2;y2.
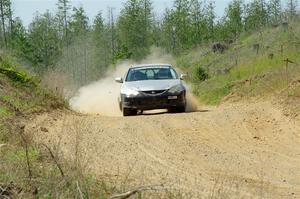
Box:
18;126;32;179
76;181;84;199
42;144;65;179
109;184;164;199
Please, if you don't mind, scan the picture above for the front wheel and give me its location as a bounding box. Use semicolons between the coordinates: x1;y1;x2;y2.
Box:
169;105;186;113
176;105;186;113
123;108;137;116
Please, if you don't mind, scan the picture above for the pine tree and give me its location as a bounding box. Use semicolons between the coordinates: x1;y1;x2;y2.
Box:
244;0;268;31
92;12;111;68
287;0;298;18
0;0;11;47
225;0;243;38
69;6;89;38
117;0;153;60
27;11;61;70
10;17;28;55
268;0;282;24
56;0;71;40
161;8;176;52
190;0;205;45
172;0;192;50
205;0;216;40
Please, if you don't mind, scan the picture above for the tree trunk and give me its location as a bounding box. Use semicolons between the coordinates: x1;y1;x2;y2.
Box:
0;0;7;47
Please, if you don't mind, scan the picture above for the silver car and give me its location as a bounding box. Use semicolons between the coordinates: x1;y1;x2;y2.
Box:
115;64;187;116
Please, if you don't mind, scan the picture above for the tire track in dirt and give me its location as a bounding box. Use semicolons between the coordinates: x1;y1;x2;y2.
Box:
26;100;300;198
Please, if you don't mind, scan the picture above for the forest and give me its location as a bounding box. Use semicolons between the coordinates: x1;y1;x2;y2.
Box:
0;0;298;86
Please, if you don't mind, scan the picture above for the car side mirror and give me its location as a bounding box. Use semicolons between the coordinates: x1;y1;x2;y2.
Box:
115;77;123;83
180;74;187;80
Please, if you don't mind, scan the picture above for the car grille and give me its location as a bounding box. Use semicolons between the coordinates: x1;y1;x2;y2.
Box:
137;98;168;106
141;90;167;95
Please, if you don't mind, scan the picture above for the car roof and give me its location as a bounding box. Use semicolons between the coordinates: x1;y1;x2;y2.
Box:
130;64;173;69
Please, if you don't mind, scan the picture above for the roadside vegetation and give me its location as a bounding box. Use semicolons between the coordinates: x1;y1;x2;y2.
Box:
0;0;298;88
179;20;300;106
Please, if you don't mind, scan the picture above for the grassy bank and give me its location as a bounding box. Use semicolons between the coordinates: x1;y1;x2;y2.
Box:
0;54;105;198
178;21;300;106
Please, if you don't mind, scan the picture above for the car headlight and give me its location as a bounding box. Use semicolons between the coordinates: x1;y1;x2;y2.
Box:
122;88;140;97
168;85;185;94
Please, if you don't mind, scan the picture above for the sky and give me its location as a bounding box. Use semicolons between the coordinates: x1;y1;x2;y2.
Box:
12;0;242;26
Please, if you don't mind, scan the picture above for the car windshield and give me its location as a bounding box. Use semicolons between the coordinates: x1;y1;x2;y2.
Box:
126;67;178;82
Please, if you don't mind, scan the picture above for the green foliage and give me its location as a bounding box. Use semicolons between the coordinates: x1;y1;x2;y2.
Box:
0;56;34;84
7;148;39;163
56;0;71;40
287;0;298;18
0;106;9;117
0;0;13;48
196;82;232;105
268;0;282;24
117;0;153;60
0;55;65;116
192;65;209;82
92;12;113;69
244;0;269;31
3;0;297;82
69;6;89;38
9;17;30;56
1;0;300;104
224;0;243;38
26;11;61;70
177;21;300;104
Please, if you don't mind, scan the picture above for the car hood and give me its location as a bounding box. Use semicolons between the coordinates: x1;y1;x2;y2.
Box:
122;79;182;91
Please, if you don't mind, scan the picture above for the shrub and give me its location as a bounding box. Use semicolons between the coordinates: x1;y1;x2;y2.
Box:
192;65;209;82
0;55;35;85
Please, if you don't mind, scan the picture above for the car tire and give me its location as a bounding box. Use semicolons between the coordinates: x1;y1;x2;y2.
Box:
119;101;122;111
176;105;186;113
169;105;186;113
123;108;137;116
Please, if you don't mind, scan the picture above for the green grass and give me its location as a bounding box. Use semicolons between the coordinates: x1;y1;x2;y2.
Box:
0;106;10;117
0;55;65;116
0;54;70;198
178;23;300;105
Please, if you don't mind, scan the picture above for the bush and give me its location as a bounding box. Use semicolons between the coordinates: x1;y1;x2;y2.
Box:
0;55;35;85
192;65;209;82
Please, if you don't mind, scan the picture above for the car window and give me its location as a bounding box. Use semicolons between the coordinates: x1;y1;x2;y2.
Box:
126;67;178;82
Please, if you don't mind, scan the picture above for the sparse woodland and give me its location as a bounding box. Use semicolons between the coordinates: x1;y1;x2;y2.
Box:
0;0;299;86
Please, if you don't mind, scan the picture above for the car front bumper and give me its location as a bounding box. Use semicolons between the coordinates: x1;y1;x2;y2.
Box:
121;92;186;110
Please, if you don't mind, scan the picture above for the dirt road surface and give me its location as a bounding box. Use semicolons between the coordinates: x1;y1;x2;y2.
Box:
26;100;300;198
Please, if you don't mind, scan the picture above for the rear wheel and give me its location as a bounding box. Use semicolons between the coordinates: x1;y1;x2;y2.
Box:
123;108;137;116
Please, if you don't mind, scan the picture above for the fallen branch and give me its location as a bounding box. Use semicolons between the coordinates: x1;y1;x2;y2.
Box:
76;181;84;199
0;184;12;199
18;126;32;179
109;184;164;199
42;144;65;179
0;185;7;195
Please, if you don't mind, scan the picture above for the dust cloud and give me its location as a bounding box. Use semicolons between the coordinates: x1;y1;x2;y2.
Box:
69;48;199;116
69;60;132;116
186;91;200;112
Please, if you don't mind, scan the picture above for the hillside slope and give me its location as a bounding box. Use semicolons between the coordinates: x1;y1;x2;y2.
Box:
178;21;300;111
0;55;83;198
